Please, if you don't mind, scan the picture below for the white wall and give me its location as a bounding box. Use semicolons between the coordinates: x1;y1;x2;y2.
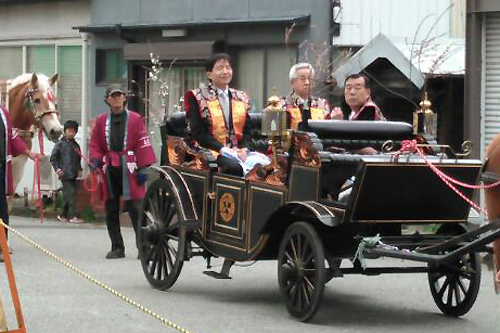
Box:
333;0;453;46
0;1;90;41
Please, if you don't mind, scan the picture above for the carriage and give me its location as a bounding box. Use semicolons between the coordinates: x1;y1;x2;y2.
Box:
137;100;500;322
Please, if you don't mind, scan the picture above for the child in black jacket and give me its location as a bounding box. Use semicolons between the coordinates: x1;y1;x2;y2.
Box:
50;120;82;223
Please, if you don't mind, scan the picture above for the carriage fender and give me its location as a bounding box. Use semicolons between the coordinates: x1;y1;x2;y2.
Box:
261;201;343;234
146;165;200;229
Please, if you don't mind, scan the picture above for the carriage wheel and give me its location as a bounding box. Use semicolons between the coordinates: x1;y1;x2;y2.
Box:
278;222;326;322
427;224;481;317
138;178;186;290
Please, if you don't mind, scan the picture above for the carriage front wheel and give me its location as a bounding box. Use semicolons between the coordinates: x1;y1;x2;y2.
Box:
138;178;186;290
427;224;481;317
278;222;326;322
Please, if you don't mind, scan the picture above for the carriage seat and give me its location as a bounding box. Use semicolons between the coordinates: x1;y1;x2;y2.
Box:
308;120;414;150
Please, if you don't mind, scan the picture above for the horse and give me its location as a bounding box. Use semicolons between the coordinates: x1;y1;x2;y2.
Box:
483;134;500;292
6;73;63;199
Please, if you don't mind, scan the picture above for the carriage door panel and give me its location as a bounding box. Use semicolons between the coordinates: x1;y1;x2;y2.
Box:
207;175;247;250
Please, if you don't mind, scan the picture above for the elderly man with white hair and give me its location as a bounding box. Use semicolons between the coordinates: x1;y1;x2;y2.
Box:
279;63;341;131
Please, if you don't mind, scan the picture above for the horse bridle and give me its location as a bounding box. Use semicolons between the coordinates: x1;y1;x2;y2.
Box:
25;87;59;124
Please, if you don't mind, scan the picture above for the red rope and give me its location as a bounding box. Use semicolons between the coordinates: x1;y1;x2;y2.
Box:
396;140;492;215
31;131;45;224
73;147;104;209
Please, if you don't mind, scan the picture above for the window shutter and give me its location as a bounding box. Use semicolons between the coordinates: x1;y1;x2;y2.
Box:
484;13;500;147
57;45;82;123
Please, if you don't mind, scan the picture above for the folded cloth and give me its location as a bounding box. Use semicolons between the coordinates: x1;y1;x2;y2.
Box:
220;147;271;175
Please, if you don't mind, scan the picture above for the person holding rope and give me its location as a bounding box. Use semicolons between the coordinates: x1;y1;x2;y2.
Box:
0;105;40;263
89;84;156;259
50;120;82;223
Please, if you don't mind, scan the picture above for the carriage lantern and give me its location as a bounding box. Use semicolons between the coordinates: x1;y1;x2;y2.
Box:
261;95;288;167
413;92;437;139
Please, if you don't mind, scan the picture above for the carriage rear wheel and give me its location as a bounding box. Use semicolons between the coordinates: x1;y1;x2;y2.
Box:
278;222;326;322
138;178;186;290
427;224;481;317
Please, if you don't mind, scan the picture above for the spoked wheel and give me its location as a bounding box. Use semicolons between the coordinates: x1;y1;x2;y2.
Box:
278;222;326;322
428;225;481;317
138;178;186;290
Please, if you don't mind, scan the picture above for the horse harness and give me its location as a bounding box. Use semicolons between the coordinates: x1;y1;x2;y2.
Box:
25;86;59;124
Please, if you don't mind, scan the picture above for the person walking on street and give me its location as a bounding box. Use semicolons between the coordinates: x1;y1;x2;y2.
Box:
0;105;41;262
89;84;156;259
50;120;83;223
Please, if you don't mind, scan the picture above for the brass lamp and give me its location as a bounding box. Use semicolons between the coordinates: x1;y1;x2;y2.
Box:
413;92;437;138
261;95;288;167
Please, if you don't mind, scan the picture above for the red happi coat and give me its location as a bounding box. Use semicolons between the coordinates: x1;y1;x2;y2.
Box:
89;110;156;201
0;105;28;195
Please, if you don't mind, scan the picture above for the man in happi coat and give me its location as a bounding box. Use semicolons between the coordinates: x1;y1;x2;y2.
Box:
89;85;156;259
0;105;39;262
280;63;333;131
185;53;253;176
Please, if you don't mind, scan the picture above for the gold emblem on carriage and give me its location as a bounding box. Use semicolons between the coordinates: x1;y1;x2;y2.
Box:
219;193;235;223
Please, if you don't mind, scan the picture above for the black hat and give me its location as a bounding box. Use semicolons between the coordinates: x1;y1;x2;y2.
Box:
64;120;79;132
105;84;126;98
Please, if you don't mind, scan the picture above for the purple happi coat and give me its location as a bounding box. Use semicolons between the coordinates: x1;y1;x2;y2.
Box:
0;105;28;195
89;110;156;201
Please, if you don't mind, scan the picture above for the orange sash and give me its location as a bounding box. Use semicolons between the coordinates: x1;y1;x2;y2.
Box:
207;99;247;146
288;106;325;130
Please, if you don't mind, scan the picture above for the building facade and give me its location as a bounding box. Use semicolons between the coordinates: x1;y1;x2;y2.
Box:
466;0;500;159
0;0;90;193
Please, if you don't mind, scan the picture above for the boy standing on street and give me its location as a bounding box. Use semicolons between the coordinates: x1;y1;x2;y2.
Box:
50;120;83;223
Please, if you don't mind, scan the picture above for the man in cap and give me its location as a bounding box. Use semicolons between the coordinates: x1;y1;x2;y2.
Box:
89;84;156;259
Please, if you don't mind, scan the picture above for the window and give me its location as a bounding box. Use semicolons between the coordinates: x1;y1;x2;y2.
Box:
236;46;295;111
96;49;127;83
27;45;55;75
0;47;23;80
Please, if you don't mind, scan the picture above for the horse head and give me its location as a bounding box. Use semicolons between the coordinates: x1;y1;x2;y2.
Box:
8;73;63;142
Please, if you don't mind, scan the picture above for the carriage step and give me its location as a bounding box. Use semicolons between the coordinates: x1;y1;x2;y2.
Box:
203;270;232;279
203;259;234;279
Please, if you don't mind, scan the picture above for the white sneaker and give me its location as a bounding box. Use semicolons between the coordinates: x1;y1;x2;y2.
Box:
57;215;69;222
69;217;83;224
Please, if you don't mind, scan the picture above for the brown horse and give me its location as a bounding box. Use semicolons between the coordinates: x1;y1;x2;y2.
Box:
484;134;500;293
7;73;63;196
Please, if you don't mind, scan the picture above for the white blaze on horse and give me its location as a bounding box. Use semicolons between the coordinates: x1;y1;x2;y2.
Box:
7;73;63;196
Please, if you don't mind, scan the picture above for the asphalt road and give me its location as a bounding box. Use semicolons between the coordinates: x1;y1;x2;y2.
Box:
0;216;498;333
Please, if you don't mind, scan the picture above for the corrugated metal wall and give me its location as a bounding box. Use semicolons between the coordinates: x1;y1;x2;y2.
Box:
483;13;500;148
333;0;452;46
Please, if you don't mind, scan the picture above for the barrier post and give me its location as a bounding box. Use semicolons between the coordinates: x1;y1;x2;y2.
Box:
0;221;26;333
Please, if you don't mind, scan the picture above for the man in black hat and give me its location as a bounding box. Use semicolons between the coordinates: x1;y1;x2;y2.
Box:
89;84;156;259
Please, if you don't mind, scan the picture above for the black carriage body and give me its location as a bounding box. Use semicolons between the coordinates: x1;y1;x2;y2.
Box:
151;114;484;262
139;112;499;321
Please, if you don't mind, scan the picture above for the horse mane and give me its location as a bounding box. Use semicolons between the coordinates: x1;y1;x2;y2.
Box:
9;73;52;92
